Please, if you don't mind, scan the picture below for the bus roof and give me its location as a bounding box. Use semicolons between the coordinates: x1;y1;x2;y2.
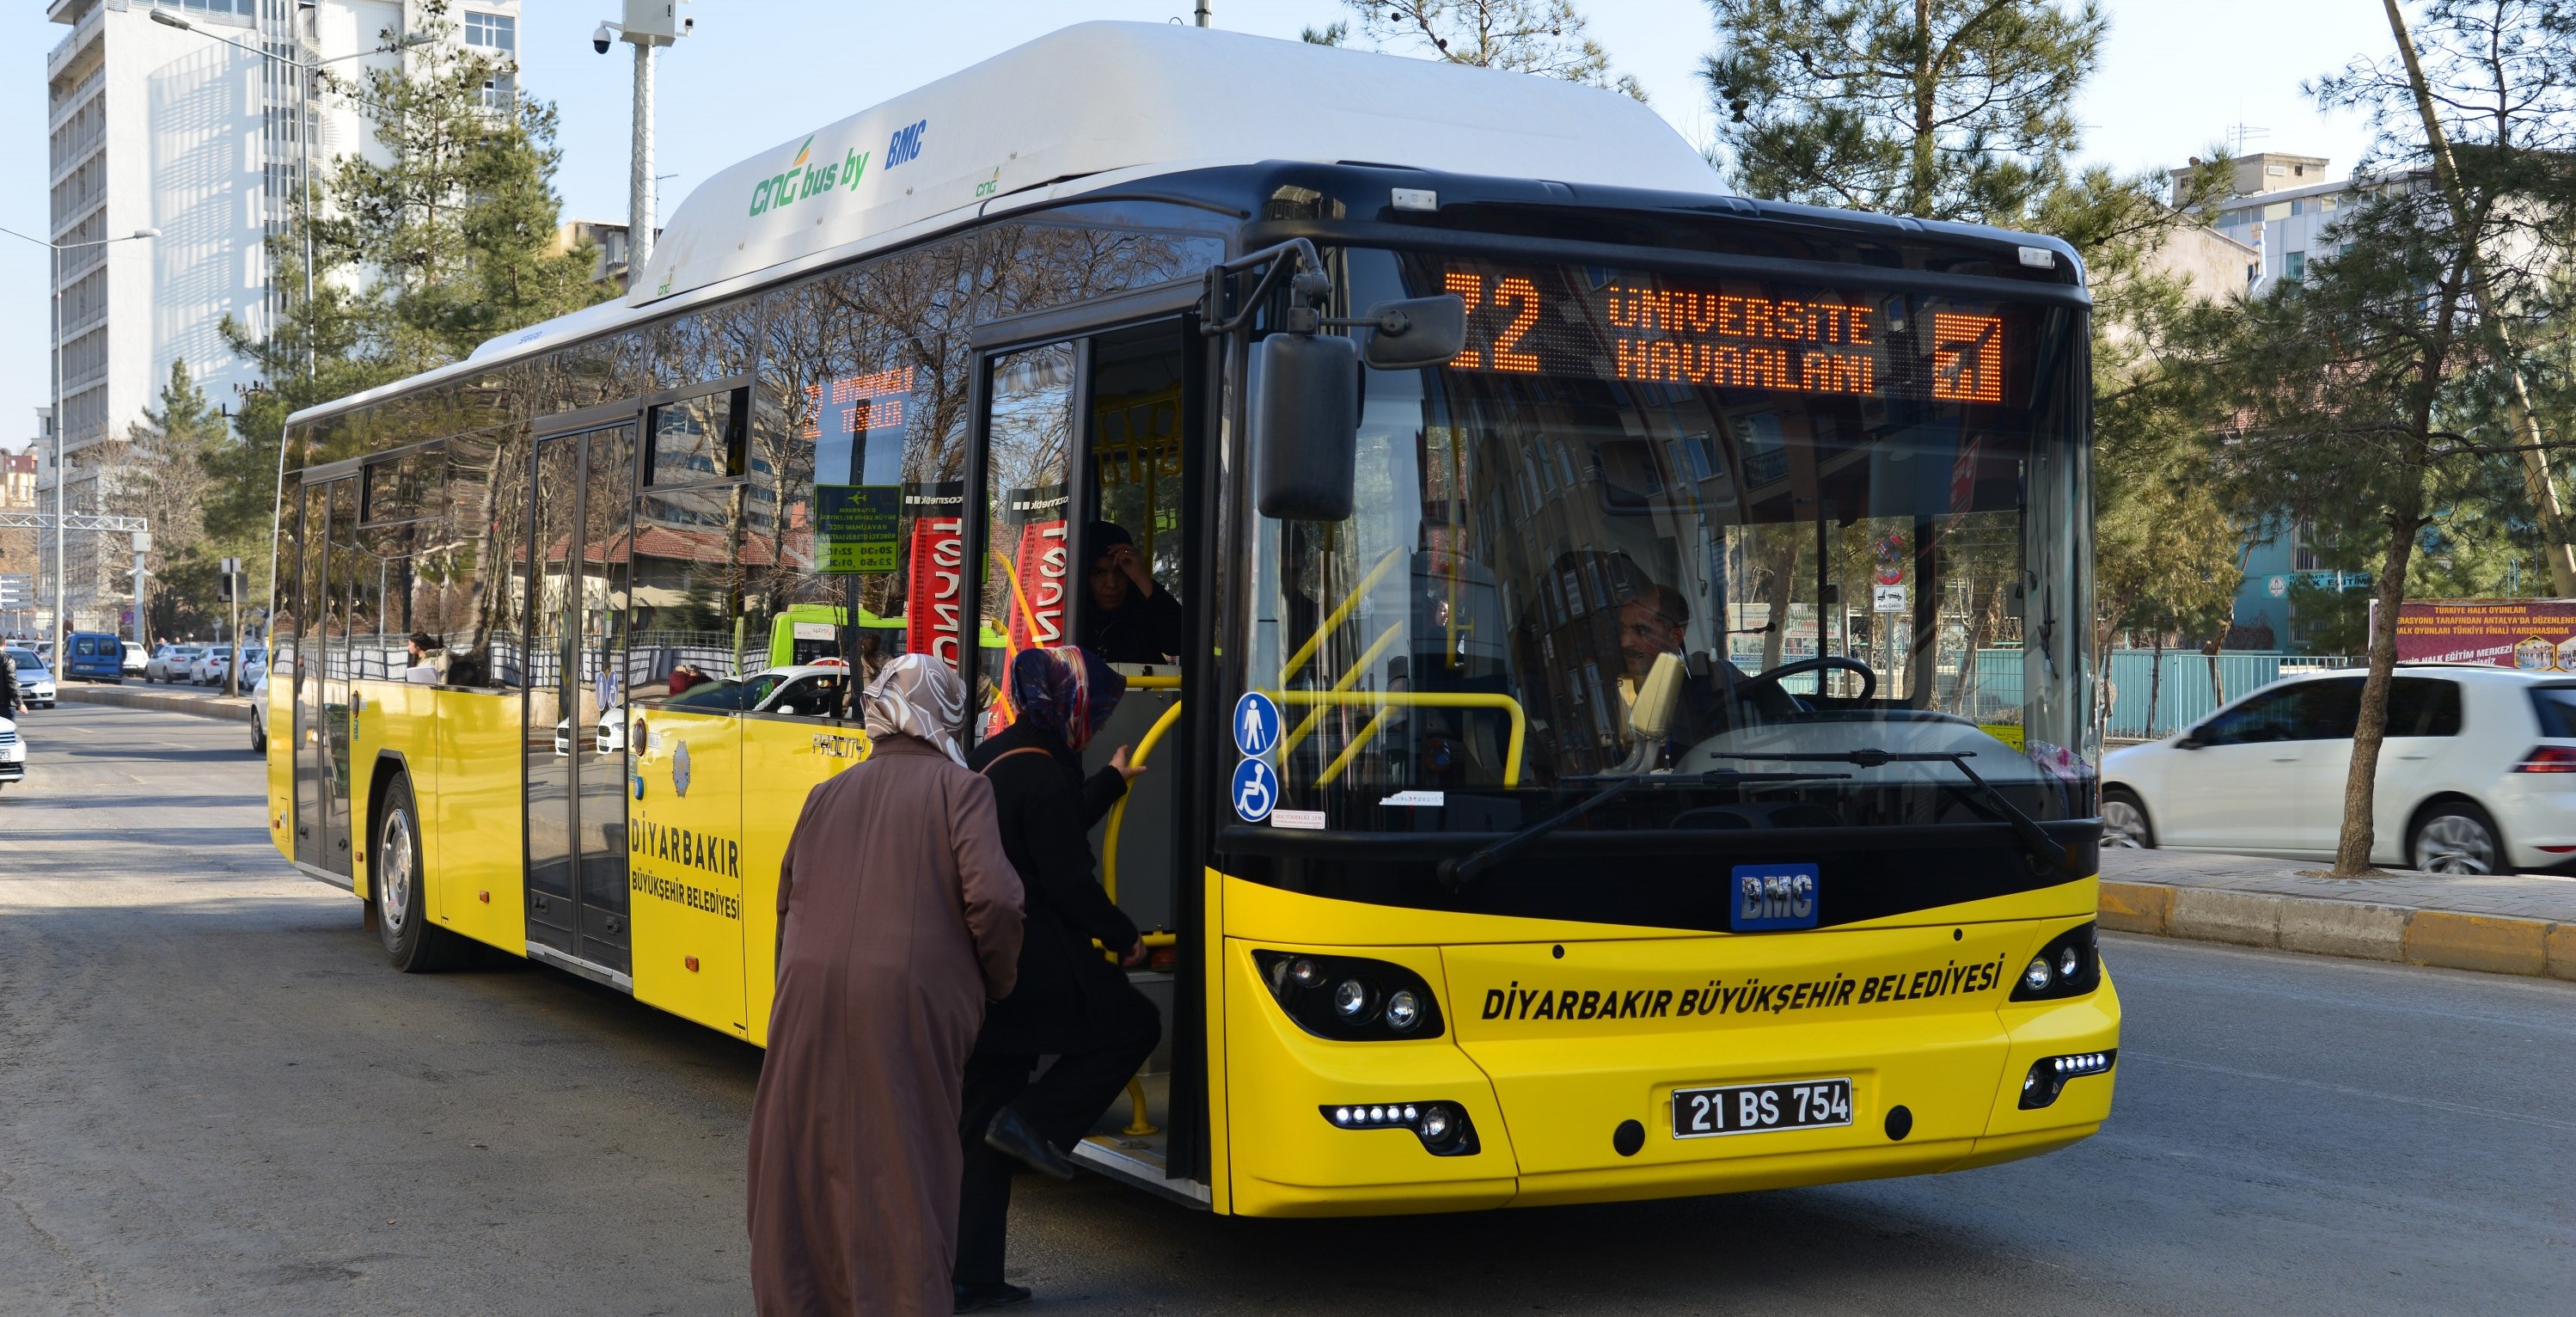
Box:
291;21;2080;430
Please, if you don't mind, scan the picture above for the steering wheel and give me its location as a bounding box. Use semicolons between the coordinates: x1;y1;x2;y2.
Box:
1734;655;1877;707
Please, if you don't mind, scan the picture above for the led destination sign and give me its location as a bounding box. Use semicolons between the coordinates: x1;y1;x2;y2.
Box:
1440;266;2010;405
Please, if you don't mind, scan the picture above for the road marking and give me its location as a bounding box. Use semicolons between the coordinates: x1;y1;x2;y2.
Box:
2124;1051;2576;1133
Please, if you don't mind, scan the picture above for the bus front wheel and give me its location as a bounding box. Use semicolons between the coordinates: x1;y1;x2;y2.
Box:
375;775;471;972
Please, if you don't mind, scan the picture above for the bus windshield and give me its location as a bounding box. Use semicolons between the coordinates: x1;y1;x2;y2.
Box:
1245;250;2094;835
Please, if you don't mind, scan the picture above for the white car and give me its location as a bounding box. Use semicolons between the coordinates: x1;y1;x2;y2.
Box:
147;645;206;683
552;665;852;754
4;649;55;710
121;641;147;677
0;711;22;789
193;647;266;688
2102;664;2576;874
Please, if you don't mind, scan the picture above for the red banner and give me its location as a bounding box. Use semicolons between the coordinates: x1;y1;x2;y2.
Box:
903;482;966;668
2392;598;2576;669
1000;484;1070;654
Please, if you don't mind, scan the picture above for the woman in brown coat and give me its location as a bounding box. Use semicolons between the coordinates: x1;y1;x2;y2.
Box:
748;654;1025;1317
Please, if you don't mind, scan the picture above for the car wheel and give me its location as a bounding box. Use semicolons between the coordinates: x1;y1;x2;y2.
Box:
250;718;266;754
2410;802;2502;876
374;775;473;972
2102;787;2155;849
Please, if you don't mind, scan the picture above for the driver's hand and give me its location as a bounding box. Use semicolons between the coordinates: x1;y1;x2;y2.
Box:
1112;544;1154;595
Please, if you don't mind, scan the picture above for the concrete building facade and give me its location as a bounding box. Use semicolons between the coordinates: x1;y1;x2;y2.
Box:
38;0;518;631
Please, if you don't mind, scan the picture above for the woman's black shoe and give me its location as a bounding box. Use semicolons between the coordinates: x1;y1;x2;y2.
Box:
954;1281;1033;1312
983;1108;1079;1180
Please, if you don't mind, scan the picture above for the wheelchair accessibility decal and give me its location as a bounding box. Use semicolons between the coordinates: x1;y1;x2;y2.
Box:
1230;757;1278;823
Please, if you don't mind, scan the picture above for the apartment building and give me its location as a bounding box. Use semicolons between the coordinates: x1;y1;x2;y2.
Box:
39;0;519;630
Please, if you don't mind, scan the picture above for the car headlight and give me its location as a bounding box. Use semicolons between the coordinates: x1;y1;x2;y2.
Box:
2010;922;2102;1002
1253;950;1446;1041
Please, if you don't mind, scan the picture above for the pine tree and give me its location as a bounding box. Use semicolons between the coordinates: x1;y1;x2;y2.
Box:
119;361;223;638
1321;0;1645;99
1702;0;2103;224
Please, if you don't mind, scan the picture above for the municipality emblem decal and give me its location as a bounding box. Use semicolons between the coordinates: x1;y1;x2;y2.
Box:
672;739;692;799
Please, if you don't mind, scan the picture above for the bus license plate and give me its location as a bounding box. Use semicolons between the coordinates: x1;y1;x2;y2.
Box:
1670;1078;1853;1139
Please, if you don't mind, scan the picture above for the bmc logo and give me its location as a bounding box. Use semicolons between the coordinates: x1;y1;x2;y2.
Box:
886;119;927;168
1729;863;1820;931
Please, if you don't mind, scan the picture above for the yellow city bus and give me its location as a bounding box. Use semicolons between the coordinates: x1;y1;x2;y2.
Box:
265;22;2116;1216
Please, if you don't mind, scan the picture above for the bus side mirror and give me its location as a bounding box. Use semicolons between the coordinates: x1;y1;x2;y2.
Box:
1358;294;1466;371
1253;331;1359;522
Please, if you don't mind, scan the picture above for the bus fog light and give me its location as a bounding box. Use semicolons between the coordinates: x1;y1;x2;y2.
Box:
1316;1100;1479;1155
1384;989;1422;1032
1288;957;1324;988
2019;1050;2117;1109
2022;957;2053;993
1334;1106;1353;1124
1333;978;1371;1018
2057;946;2080;978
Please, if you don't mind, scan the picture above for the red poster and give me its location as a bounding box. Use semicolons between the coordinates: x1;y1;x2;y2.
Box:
1000;484;1070;654
2392;598;2576;669
903;481;967;668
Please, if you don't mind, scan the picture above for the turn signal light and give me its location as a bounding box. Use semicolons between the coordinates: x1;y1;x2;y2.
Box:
1320;1100;1478;1155
684;955;701;972
2019;1049;2118;1109
2512;746;2576;773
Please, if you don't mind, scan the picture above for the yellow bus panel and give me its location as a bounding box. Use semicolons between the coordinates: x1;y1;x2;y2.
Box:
737;716;871;1046
628;708;750;1037
428;689;528;953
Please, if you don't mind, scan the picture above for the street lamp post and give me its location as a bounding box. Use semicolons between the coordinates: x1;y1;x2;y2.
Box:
594;4;687;285
0;226;158;663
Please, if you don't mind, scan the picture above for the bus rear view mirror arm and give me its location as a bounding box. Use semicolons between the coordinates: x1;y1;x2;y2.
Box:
1328;295;1466;371
1203;238;1362;523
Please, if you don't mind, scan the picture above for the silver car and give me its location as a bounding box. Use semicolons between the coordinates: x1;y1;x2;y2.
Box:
147;644;206;683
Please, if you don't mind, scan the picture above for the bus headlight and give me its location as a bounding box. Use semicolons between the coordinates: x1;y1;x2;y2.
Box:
1255;950;1446;1041
2010;922;2102;1002
1383;989;1423;1032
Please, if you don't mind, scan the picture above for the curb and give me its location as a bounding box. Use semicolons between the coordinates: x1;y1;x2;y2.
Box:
54;684;252;723
2102;879;2576;982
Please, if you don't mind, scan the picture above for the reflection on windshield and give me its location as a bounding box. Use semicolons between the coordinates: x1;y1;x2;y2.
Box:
1244;252;2092;833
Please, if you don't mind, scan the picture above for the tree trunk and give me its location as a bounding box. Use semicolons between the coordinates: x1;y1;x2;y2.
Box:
2334;484;2426;875
2146;634;2165;738
2204;631;2225;707
1909;0;1937;217
1760;533;1800;671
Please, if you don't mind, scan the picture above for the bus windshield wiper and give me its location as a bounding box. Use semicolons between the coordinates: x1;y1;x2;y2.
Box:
1712;750;2071;873
1438;769;1847;892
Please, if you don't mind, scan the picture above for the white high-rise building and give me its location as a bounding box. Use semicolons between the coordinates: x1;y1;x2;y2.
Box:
40;0;519;631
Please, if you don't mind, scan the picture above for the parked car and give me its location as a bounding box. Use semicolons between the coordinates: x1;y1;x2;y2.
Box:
552;665;851;755
147;644;207;683
196;646;268;688
2102;664;2576;875
120;640;147;677
0;705;21;789
248;668;270;754
3;648;54;709
63;632;125;683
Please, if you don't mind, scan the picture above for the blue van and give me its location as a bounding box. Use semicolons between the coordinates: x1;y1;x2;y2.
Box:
64;632;125;683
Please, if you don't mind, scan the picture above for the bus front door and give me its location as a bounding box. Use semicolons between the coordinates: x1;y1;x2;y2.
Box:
524;422;638;977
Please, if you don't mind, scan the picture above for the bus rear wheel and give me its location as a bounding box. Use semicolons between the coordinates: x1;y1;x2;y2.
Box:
375;775;472;972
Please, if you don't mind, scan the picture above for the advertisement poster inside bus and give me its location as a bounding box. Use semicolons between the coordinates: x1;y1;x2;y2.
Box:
2387;597;2576;668
902;481;966;665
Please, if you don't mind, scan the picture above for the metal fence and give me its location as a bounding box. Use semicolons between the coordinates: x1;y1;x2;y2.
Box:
2101;651;2360;740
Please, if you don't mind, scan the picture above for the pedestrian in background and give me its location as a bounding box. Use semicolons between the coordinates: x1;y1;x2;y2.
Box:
954;646;1157;1313
747;653;1025;1317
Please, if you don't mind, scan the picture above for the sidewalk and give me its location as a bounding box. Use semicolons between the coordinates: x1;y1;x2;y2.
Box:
2100;848;2576;981
54;683;251;721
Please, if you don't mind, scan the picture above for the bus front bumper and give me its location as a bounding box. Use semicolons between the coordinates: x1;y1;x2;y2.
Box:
1222;928;2119;1217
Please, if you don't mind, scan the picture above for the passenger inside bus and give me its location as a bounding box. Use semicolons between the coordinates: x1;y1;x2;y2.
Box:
1077;520;1186;665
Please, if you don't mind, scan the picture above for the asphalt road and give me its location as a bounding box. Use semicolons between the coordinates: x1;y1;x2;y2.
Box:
3;701;2569;1315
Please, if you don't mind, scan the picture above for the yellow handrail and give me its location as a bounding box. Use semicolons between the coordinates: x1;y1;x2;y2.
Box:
1100;697;1184;902
1123;673;1183;689
1276;545;1405;686
1262;689;1527;787
1276;622;1404;762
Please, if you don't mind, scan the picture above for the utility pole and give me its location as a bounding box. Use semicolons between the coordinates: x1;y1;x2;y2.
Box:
598;3;686;286
1195;0;1213;26
2381;0;2576;597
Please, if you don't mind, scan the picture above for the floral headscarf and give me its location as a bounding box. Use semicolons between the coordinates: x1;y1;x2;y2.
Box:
863;653;968;765
1008;646;1125;754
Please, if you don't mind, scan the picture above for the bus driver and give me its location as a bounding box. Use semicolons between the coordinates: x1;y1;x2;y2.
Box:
1078;521;1187;665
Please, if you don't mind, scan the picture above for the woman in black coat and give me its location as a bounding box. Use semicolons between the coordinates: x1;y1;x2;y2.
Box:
953;645;1159;1313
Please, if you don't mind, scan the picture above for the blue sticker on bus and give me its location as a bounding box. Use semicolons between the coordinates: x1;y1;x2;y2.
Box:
1729;863;1820;931
1230;757;1278;823
1233;691;1282;757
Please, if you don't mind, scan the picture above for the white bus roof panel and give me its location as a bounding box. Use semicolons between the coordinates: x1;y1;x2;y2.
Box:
629;21;1720;309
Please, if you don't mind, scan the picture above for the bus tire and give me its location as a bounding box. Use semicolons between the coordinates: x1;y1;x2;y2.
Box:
374;775;471;972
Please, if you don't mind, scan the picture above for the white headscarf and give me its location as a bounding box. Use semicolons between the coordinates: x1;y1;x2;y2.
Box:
862;652;968;765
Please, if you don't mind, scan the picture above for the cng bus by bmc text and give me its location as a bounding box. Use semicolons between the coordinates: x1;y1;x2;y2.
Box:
265;21;2117;1216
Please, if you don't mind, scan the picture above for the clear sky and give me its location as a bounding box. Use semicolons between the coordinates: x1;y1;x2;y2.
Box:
1;0;2395;451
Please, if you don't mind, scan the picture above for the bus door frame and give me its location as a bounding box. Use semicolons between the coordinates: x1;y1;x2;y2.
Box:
964;277;1215;1191
525;406;645;984
290;463;363;882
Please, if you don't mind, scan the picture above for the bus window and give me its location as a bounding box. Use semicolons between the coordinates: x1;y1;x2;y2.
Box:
627;482;756;706
979;341;1079;738
1078;320;1191;669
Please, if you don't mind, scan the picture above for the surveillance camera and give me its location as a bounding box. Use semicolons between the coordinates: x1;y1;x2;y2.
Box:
592;21;613;53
